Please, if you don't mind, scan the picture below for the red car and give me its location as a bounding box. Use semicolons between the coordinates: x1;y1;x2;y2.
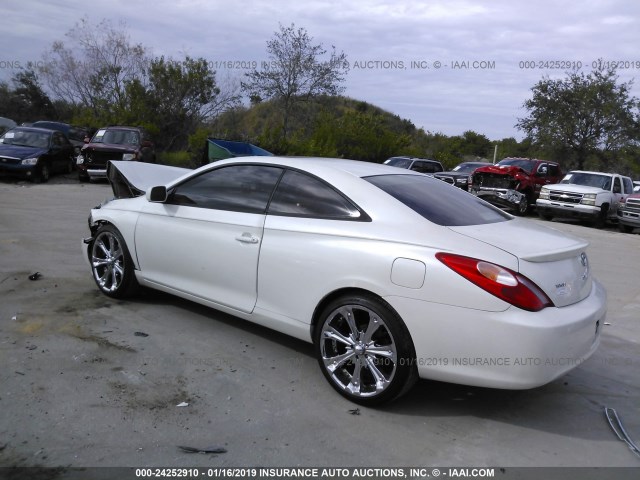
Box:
471;158;563;215
77;126;155;182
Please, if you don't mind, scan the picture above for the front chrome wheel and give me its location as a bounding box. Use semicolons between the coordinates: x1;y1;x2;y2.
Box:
90;225;138;298
92;231;125;293
315;296;416;405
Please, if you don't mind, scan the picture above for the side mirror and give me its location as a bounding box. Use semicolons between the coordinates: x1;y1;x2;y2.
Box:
84;137;91;143
146;186;167;203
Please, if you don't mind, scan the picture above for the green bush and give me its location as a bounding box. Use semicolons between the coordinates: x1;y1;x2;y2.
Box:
157;151;192;168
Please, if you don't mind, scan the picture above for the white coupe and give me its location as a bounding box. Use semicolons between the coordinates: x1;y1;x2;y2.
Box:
84;157;607;405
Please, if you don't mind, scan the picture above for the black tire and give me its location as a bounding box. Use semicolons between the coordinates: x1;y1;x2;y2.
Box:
619;223;634;234
78;172;89;182
538;211;553;221
513;192;531;216
90;224;139;298
314;294;418;406
32;162;50;183
591;204;609;229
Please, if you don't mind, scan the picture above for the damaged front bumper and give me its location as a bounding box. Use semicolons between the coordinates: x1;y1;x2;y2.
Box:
471;187;525;211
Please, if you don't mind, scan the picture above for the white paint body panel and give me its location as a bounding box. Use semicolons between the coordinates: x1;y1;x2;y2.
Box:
87;156;607;389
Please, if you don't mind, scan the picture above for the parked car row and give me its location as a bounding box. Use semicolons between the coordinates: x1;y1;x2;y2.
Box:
0;121;157;183
384;155;638;234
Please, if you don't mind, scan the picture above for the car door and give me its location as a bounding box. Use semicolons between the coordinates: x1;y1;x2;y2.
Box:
134;164;283;313
50;132;72;171
611;176;625;216
258;169;367;324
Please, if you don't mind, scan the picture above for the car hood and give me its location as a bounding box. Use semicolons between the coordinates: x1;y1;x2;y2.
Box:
474;165;528;176
107;161;191;198
0;144;47;159
545;184;606;194
449;218;592;307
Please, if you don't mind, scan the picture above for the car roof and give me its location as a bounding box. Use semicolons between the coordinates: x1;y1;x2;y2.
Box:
33;121;70;128
99;126;142;131
207;156;420;179
567;170;620;176
6;126;54;135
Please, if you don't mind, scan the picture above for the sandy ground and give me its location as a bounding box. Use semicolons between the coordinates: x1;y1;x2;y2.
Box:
0;173;639;475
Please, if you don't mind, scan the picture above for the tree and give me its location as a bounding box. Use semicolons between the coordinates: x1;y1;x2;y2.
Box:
516;66;640;170
143;56;240;150
39;18;149;118
0;67;58;123
242;23;349;139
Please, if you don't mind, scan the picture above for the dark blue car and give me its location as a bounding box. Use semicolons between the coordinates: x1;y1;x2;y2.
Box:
0;127;76;182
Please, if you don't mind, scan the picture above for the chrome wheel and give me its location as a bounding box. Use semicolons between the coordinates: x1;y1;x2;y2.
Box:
92;231;125;293
319;303;399;399
90;225;138;298
516;196;528;215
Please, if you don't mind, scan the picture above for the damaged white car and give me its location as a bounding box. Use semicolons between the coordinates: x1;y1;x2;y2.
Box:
83;157;606;405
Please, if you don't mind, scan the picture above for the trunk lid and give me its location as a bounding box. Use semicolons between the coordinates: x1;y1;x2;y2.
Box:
449;219;592;307
107;161;190;198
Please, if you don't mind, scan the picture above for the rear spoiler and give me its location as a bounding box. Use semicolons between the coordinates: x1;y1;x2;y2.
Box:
107;161;190;199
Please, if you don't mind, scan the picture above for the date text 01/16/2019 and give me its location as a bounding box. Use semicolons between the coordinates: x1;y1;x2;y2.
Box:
519;60;640;70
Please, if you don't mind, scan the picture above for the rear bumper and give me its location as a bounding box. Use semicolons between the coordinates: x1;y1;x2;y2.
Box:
385;279;606;389
87;168;108;179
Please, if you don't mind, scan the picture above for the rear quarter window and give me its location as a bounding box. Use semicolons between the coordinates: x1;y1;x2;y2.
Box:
365;174;511;226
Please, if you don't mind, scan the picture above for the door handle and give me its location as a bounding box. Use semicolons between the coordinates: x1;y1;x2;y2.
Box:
235;233;260;244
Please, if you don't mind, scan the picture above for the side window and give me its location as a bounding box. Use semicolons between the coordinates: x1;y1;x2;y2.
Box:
168;165;283;213
268;170;363;219
547;164;559;177
537;163;548;175
613;177;622;194
52;132;63;146
622;178;633;194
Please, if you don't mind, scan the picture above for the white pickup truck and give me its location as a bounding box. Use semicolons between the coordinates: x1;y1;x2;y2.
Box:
536;170;634;227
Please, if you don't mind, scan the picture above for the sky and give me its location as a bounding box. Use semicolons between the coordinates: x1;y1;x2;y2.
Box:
1;0;639;140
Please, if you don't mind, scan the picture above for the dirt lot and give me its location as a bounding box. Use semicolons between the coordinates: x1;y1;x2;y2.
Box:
1;173;639;471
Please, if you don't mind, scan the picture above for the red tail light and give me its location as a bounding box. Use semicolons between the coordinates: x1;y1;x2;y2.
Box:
436;253;554;312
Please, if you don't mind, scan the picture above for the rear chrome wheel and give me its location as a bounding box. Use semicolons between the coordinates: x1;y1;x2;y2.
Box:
91;225;138;298
315;295;417;405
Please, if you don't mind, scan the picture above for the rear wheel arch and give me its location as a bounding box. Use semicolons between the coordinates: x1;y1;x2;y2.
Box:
311;288;388;339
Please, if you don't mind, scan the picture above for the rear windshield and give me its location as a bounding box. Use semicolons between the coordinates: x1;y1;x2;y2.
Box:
385;157;412;168
365;174;511;226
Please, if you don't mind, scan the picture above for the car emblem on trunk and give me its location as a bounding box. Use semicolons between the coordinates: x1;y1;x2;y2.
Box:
580;253;589;280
